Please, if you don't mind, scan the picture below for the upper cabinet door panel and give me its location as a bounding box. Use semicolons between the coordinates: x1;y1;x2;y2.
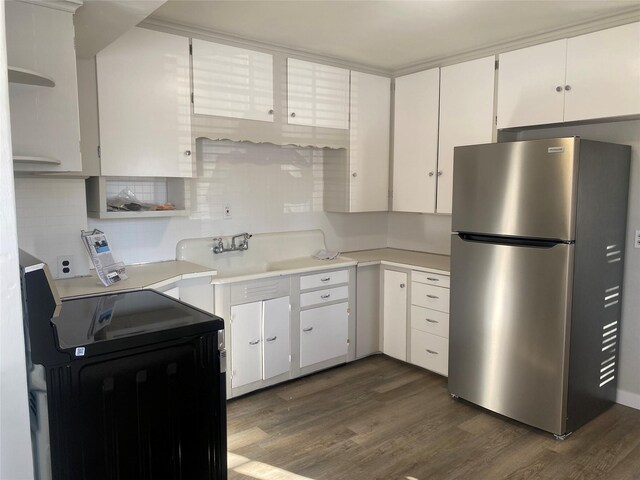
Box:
564;22;640;122
287;58;350;130
97;27;192;177
349;71;390;212
192;40;274;122
392;68;440;213
496;39;567;129
437;56;496;214
6;1;81;172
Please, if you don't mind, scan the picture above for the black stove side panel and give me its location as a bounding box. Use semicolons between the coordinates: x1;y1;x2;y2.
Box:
47;336;226;480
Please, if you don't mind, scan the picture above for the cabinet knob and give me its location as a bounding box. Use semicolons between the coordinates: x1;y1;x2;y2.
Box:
426;294;439;299
266;336;277;342
249;339;260;345
352;172;357;177
321;293;331;299
290;112;296;118
556;86;563;92
268;109;274;115
400;283;406;288
185;150;192;156
428;171;434;177
564;85;572;91
303;327;313;332
426;349;439;355
437;170;443;176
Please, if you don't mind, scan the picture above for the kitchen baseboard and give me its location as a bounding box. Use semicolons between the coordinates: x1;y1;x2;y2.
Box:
616;388;640;411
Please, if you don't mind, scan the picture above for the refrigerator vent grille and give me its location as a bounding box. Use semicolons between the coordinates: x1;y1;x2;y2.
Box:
599;320;618;387
606;245;622;264
604;285;620;308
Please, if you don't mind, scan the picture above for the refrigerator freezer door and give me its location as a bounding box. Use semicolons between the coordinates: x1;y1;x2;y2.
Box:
452;137;578;241
449;234;574;435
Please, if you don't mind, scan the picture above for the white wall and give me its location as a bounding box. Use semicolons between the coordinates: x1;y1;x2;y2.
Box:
85;140;389;265
511;120;640;409
387;212;452;254
0;1;35;477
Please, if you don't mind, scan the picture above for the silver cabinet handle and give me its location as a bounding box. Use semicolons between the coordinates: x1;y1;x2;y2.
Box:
268;109;274;115
426;318;439;324
185;150;192;156
426;349;439;355
426;294;439;299
352;172;357;177
428;171;434;177
400;283;406;288
437;171;443;176
290;112;296;118
320;294;331;299
320;277;331;282
427;277;439;281
249;339;260;345
303;327;313;332
266;336;277;342
556;86;563;92
564;85;571;91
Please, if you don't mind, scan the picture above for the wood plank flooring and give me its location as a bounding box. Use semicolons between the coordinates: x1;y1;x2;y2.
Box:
226;355;640;480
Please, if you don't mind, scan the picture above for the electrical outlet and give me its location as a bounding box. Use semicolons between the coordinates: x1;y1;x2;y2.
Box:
224;203;232;220
57;255;74;278
635;229;640;249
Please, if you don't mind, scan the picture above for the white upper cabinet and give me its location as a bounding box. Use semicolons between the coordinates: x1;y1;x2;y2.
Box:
96;27;193;177
191;40;274;122
437;56;496;214
497;22;640;129
564;22;640;122
325;71;390;212
6;1;81;172
287;58;350;130
392;68;440;213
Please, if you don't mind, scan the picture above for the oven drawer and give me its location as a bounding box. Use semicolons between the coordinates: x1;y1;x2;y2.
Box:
411;282;450;313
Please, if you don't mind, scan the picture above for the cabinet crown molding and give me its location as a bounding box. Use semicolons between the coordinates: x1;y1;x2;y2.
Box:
13;0;83;14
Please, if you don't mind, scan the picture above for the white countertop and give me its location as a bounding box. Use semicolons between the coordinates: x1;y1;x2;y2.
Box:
55;260;217;299
210;256;357;284
343;248;450;274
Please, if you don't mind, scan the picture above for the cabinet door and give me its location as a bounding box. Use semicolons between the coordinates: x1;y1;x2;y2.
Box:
300;303;349;368
97;27;192;177
348;71;390;212
6;1;81;172
231;302;262;388
565;22;640;122
287;58;350;129
496;40;567;129
382;270;407;361
392;68;439;213
437;56;495;214
262;296;290;380
192;40;274;122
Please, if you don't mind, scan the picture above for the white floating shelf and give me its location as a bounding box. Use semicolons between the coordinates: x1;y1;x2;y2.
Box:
13;155;61;165
87;209;190;220
8;67;55;87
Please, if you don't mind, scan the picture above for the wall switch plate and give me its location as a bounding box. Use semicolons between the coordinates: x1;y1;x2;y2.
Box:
224;203;232;220
635;229;640;249
57;255;74;278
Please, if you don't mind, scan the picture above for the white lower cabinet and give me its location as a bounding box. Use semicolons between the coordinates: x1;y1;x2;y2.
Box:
382;269;408;361
300;302;349;368
231;296;290;389
410;329;449;376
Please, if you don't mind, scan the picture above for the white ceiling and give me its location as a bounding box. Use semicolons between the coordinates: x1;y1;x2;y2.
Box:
149;0;640;72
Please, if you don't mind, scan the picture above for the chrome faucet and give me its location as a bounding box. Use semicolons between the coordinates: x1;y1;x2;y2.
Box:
212;233;252;254
231;233;252;251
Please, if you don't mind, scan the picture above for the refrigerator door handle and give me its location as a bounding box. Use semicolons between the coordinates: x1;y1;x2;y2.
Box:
457;232;572;248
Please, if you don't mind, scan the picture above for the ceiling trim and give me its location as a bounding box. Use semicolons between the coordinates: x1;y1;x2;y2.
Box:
141;16;392;76
394;6;640;76
144;5;640;78
16;0;83;14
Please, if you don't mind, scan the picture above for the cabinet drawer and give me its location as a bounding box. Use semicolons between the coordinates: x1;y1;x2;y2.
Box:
411;282;450;313
412;271;450;288
300;269;349;290
410;329;448;376
300;285;348;308
410;306;449;338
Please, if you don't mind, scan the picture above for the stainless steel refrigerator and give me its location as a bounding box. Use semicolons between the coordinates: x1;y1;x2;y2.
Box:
448;137;630;437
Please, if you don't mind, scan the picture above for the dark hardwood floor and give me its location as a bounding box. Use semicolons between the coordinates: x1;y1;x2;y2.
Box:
226;355;640;480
